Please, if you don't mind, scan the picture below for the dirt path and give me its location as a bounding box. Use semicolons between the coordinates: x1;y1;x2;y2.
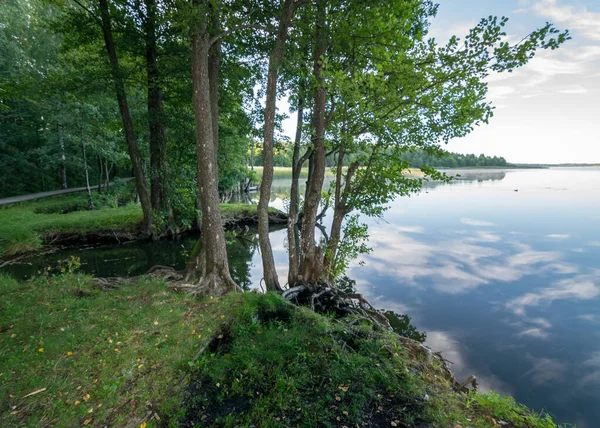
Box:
0;178;134;206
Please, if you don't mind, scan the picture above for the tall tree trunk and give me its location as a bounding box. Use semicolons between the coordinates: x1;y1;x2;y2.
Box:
209;38;220;153
144;0;169;215
287;97;305;285
97;156;103;193
80;119;94;209
105;162;111;190
98;0;153;236
259;0;297;292
82;139;95;209
296;0;328;284
57;120;67;189
324;150;359;277
186;20;237;294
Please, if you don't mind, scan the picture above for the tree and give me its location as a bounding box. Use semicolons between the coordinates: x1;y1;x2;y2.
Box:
97;0;153;235
258;0;307;292
294;0;329;284
144;0;171;218
184;0;255;293
285;0;568;284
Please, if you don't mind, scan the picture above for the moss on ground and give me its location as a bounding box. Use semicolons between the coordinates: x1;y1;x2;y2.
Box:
0;273;563;427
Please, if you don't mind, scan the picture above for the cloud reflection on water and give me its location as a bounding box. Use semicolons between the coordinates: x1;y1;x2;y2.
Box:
362;223;599;317
362;224;590;298
506;274;600;316
424;330;512;395
524;354;566;386
582;352;600;386
358;218;600;402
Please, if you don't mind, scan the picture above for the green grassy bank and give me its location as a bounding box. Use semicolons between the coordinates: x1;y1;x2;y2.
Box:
0;190;282;259
0;273;561;427
252;166;310;179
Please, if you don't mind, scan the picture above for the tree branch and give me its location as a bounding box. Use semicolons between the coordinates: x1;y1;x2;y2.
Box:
71;0;101;25
210;24;277;45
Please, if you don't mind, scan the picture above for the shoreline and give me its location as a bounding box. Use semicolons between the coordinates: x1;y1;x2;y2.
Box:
0;197;287;263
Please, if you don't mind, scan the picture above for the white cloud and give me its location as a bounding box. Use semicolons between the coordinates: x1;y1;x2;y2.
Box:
521;55;583;86
533;0;600;41
506;244;559;267
577;314;597;322
460;218;495;227
362;224;589;297
529;317;552;329
584;352;600;368
488;85;517;99
466;230;502;243
565;45;600;62
395;225;425;234
559;86;588;95
546;233;570;239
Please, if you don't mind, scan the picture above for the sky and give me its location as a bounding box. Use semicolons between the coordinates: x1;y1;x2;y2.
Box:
279;0;600;164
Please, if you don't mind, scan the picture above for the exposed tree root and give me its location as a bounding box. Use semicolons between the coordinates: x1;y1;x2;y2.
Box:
91;276;132;290
167;272;241;296
91;264;241;297
282;282;478;394
282;283;392;330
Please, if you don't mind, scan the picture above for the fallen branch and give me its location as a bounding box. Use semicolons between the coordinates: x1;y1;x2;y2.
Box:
0;247;63;268
21;388;46;399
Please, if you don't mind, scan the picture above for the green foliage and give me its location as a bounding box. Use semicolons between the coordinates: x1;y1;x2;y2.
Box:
0;231;43;257
383;311;427;343
467;392;559;428
327;214;371;279
35;256;82;277
0;0;132;199
311;0;567;277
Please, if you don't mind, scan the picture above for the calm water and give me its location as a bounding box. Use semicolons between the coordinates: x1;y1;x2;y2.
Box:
4;168;600;427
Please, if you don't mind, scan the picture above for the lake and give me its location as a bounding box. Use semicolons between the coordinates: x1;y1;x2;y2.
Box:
4;167;600;427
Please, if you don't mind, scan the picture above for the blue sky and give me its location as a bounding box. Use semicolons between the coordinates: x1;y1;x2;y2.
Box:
279;0;600;164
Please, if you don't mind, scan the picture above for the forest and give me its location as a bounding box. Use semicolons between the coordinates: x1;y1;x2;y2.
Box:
0;0;570;426
250;144;509;168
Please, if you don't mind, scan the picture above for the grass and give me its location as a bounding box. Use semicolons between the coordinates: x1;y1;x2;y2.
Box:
0;193;144;258
0;272;565;427
0;192;282;259
0;232;43;258
253;166;309;179
0;272;235;427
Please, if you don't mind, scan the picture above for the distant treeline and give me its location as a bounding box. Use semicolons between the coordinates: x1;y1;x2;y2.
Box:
401;151;508;168
251;144;508;169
